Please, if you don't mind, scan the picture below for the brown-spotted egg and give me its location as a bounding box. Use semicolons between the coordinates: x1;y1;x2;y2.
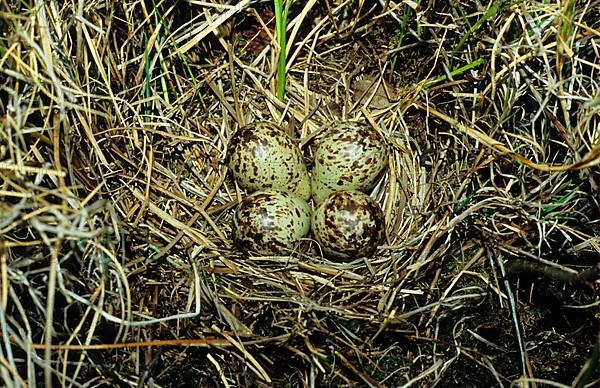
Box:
233;190;311;255
312;190;385;260
311;121;388;203
227;122;311;201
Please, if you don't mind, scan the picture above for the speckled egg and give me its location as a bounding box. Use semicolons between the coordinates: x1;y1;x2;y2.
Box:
312;190;385;260
311;121;388;203
233;190;311;255
227;122;311;200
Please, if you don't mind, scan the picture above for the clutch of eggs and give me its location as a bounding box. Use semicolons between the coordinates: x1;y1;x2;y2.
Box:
229;121;387;259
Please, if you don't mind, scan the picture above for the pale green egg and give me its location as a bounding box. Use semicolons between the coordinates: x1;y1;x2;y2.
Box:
311;122;388;203
227;122;311;201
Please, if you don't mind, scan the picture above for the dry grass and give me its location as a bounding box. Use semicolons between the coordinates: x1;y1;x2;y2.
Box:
1;0;599;386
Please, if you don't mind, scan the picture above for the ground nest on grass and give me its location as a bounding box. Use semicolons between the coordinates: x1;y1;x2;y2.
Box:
1;0;599;387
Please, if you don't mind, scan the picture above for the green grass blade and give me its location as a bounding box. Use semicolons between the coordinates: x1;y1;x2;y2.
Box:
451;1;501;62
151;0;207;112
274;0;291;101
390;3;413;74
424;56;486;89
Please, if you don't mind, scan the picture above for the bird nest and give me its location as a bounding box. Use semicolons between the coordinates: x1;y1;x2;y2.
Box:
1;1;599;386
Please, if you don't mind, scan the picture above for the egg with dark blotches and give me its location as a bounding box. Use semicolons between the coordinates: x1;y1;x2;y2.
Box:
312;190;385;260
233;190;311;255
311;121;388;203
227;122;311;201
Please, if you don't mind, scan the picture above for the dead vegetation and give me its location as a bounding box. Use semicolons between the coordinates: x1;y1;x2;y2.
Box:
1;0;599;386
